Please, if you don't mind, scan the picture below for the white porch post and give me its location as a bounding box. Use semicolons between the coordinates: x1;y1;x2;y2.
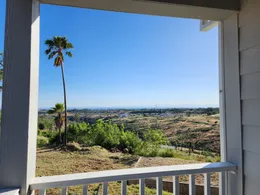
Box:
0;0;40;194
221;14;243;195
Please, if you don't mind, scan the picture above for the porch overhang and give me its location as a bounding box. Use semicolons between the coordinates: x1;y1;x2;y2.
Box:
144;0;240;11
40;0;239;21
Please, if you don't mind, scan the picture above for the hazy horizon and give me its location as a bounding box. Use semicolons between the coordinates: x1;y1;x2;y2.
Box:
39;104;219;110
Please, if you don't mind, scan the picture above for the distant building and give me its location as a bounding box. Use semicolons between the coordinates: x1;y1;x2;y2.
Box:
119;113;129;118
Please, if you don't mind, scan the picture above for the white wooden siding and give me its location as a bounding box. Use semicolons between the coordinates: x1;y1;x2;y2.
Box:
239;0;260;28
242;100;260;126
239;0;260;194
241;73;260;99
240;24;260;51
240;46;260;75
244;151;260;177
244;177;260;195
243;126;260;154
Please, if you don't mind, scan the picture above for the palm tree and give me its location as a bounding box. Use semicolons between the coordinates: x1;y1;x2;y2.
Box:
45;36;73;145
48;103;65;144
0;51;3;90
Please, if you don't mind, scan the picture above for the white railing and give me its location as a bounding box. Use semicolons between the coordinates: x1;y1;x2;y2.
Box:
0;189;19;195
30;162;236;195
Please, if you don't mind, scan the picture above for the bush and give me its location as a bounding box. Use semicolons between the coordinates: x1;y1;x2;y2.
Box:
38;123;45;130
38;117;53;130
38;119;172;157
90;119;121;149
37;136;49;147
67;122;89;143
144;128;169;146
120;130;142;154
158;148;175;157
136;142;160;157
38;130;60;145
135;128;169;157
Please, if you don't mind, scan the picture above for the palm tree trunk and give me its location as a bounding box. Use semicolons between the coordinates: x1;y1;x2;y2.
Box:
61;63;68;145
58;127;62;144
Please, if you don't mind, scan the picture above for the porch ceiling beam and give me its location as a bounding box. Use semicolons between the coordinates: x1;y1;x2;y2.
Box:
40;0;237;21
143;0;240;11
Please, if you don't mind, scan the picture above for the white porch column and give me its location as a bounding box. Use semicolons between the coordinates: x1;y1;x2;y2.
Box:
0;0;40;194
221;14;243;195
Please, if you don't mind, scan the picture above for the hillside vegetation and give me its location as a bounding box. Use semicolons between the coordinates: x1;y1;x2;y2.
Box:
39;108;220;154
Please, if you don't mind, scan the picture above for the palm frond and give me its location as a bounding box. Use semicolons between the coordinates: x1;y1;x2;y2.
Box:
0;51;3;66
54;57;62;66
54;53;64;66
65;51;73;57
48;103;64;114
65;43;74;49
0;70;3;81
48;109;55;114
55;103;65;112
45;39;55;47
48;51;57;60
45;36;73;66
45;48;52;55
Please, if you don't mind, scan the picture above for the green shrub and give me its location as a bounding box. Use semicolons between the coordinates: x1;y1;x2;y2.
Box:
38;119;172;157
136;142;160;157
38;123;45;130
38;130;55;138
90;119;121;149
37;136;49;147
144;128;169;146
38;117;53;130
158;148;175;157
120;130;142;154
134;128;169;157
38;130;60;145
67;122;88;143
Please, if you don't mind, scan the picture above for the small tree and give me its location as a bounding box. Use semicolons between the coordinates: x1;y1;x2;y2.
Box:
67;122;88;143
73;112;81;122
38;123;45;130
144;128;169;146
48;103;65;144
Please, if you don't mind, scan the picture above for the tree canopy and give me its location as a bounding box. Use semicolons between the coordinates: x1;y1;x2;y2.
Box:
45;36;73;67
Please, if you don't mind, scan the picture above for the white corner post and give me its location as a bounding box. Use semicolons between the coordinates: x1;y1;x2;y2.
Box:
220;14;243;195
0;0;40;194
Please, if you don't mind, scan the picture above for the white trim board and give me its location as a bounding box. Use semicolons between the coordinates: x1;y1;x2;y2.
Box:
200;20;218;31
40;0;236;21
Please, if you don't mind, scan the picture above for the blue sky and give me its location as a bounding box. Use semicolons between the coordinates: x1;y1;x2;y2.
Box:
0;3;219;109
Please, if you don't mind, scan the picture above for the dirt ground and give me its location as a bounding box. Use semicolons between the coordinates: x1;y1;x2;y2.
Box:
36;147;173;195
36;146;138;177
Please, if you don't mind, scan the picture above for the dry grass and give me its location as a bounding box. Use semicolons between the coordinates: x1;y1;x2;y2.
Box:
36;147;173;195
113;114;220;153
36;146;138;177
